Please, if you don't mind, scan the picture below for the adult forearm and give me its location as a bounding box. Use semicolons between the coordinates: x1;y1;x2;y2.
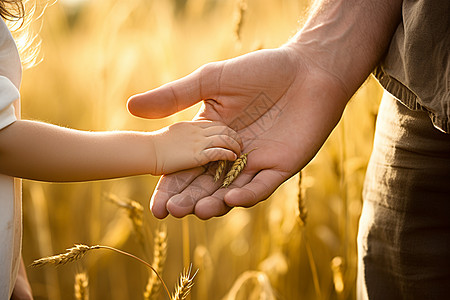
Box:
0;120;155;181
288;0;402;99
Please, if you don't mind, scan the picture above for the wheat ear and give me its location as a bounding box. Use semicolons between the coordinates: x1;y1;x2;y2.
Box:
30;244;96;267
214;160;227;182
31;244;171;300
144;225;168;300
74;272;89;300
106;193;146;249
222;149;256;188
172;265;198;300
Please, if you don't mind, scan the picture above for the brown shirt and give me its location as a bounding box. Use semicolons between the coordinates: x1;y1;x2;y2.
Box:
374;0;450;133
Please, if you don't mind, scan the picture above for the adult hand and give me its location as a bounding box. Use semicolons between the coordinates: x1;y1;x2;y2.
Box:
128;46;348;219
11;257;33;300
128;0;400;219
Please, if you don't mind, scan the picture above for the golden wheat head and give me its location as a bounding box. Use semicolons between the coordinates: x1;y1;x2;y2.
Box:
172;265;198;300
214;160;227;182
222;149;256;188
30;244;99;267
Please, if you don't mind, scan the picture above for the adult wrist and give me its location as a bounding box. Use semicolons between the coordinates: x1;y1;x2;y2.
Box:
281;41;352;106
282;0;397;101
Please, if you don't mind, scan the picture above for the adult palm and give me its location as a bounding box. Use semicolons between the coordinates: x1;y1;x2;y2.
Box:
128;45;347;219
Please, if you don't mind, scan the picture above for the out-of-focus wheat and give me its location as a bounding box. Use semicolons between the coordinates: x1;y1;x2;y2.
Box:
331;256;345;296
233;0;247;42
224;271;276;300
297;171;308;226
74;272;89;300
144;225;168;300
106;193;146;249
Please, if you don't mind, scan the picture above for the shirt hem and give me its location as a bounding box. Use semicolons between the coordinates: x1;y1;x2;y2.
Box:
373;66;449;134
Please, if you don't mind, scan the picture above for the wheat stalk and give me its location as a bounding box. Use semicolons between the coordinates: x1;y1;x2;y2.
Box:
297;171;308;226
31;244;171;300
296;171;320;299
74;272;89;300
172;265;198;300
303;236;321;300
222;149;256;188
214;160;227;182
144;225;168;300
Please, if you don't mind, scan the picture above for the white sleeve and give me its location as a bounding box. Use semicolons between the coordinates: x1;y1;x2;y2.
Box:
0;75;19;130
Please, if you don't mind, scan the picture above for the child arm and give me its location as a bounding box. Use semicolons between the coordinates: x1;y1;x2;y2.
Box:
11;256;33;300
0;120;241;181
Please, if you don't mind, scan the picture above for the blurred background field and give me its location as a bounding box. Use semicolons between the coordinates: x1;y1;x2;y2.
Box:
20;0;383;299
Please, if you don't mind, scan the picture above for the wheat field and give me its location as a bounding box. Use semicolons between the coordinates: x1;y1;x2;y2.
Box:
20;0;384;299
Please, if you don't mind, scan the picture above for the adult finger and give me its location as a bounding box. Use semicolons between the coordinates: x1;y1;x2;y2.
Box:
193;190;232;220
166;170;220;218
199;148;237;164
127;62;222;119
150;167;205;218
193;172;255;219
224;169;288;208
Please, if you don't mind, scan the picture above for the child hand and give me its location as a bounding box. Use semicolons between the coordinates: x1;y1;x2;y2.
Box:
151;121;242;175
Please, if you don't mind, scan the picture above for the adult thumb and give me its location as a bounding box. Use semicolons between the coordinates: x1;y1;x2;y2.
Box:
127;62;221;119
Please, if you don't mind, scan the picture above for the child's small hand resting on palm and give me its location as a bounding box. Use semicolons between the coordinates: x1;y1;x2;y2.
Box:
150;121;242;175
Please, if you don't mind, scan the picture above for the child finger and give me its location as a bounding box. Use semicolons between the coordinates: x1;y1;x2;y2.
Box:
200;148;237;164
205;135;242;155
203;125;242;147
190;120;225;128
